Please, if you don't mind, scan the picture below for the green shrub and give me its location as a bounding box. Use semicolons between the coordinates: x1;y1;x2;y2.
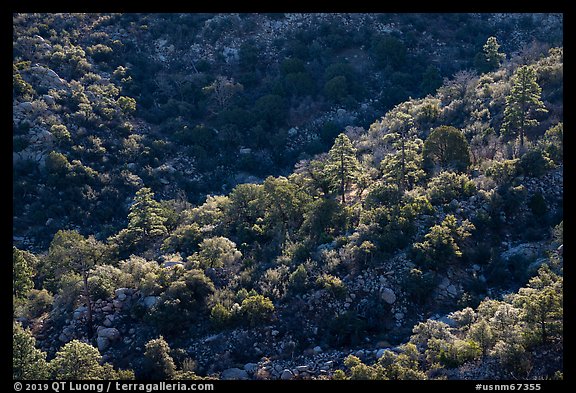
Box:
528;193;548;217
490;340;531;377
88;265;127;300
538;122;563;163
316;273;347;299
485;159;519;185
196;236;242;269
117;96;137;114
427;338;481;368
427;171;476;204
287;264;309;293
423;125;471;173
412;215;475;271
403;268;436;305
86;44;113;62
149;269;214;333
518;150;554;177
161;224;202;255
53;273;83;312
143;336;177;379
240;294;275;327
210;303;233;329
24;289;54;319
365;182;402;209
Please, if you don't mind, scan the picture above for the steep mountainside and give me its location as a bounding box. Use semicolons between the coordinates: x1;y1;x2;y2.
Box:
13;12;562;250
13;13;562;381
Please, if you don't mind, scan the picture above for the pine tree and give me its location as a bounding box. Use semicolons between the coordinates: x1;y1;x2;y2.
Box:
45;230;108;338
128;187;168;238
381;111;423;191
13;322;49;380
381;138;425;191
144;336;177;379
50;340;104;379
50;340;132;379
501;66;547;155
325;133;361;203
468;319;495;356
513;265;563;344
13;247;34;299
483;37;506;71
423;125;471;173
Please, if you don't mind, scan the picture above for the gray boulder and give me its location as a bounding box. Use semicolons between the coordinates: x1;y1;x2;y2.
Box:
58;332;71;343
243;363;258;374
103;314;115;327
97;327;120;341
115;288;131;299
97;336;110;351
28;66;67;90
73;306;87;320
142;296;159;308
381;288;396;304
501;243;540;262
281;369;294;380
221;368;249;380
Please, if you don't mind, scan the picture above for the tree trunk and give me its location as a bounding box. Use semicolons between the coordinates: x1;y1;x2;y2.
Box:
400;136;406;192
518;100;527;157
340;151;346;204
540;317;547;344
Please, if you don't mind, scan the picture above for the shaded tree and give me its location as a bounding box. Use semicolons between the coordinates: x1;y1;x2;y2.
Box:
144;336;177;379
50;340;133;379
423;125;471;173
13;247;35;299
371;35;407;70
513;265;562;344
325;133;361;204
202;76;243;112
13;322;49;380
324;76;348;103
501;66;547;155
412;215;475;271
381;111;422;191
150;268;215;334
42;230;108;338
475;36;506;72
128;187;168;239
420;65;443;93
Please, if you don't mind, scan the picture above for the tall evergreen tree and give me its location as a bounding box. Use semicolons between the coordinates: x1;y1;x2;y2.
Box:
325;133;361;203
44;230;108;338
128;187;168;238
382;112;422;191
501;66;547;155
513;265;563;344
50;340;133;379
13;322;50;380
50;340;105;379
144;336;177;379
13;247;34;299
483;37;506;71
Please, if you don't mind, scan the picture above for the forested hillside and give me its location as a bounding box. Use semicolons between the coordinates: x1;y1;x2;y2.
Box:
13;13;562;381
